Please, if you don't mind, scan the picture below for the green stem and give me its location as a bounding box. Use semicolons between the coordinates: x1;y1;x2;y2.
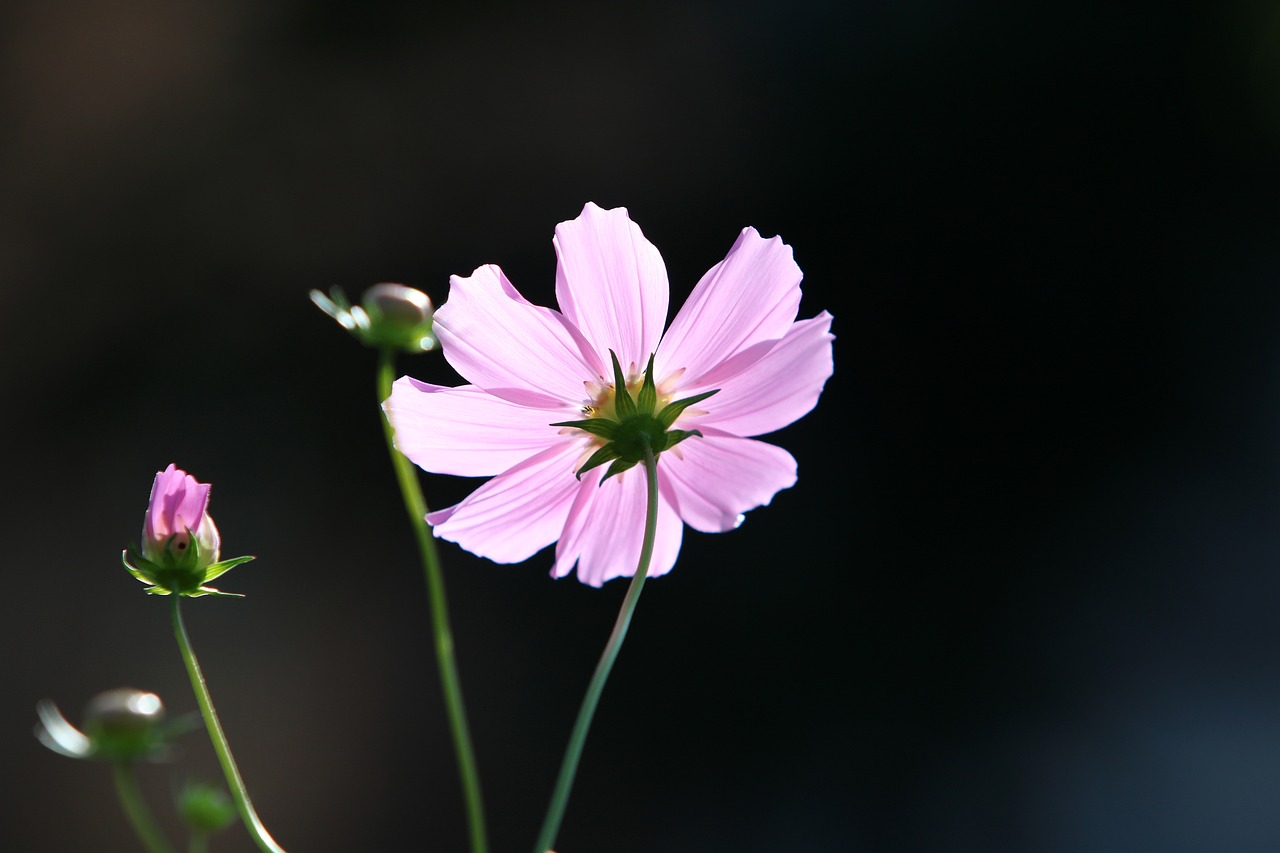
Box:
378;349;488;853
170;597;287;853
112;762;176;853
188;833;208;853
533;448;660;853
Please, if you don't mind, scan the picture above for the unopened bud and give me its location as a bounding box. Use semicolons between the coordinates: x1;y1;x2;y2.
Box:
311;283;437;353
178;781;237;834
83;689;166;762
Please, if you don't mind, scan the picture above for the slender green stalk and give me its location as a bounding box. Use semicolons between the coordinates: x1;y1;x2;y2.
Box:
112;762;176;853
170;598;287;853
533;448;660;853
378;349;488;853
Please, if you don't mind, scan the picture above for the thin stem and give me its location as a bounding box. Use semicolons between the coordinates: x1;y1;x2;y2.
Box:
112;762;176;853
533;448;660;853
378;349;488;853
170;597;287;853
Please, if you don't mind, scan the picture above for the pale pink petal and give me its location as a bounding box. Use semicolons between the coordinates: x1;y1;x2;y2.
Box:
434;264;603;408
426;442;587;564
657;433;798;533
678;312;834;438
654;228;803;390
554;203;669;371
384;378;571;477
552;465;684;587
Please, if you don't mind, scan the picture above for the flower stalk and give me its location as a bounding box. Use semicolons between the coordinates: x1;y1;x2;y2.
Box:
170;597;286;853
533;446;660;853
378;347;488;853
112;761;176;853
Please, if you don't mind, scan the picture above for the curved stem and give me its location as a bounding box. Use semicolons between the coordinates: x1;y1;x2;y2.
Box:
170;597;287;853
378;349;488;853
533;448;660;853
112;761;176;853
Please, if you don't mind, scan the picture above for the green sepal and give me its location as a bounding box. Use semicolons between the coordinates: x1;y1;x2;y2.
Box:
203;555;255;583
122;549;155;584
309;286;354;326
662;429;703;450
189;587;246;599
600;457;639;484
657;389;719;429
609;351;638;419
635;354;658;415
549;418;619;440
575;443;621;479
123;542;252;598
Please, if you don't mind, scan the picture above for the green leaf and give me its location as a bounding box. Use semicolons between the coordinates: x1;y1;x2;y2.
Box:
549;418;619;440
656;389;719;429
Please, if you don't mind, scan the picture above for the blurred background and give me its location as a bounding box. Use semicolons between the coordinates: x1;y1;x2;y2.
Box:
2;1;1279;850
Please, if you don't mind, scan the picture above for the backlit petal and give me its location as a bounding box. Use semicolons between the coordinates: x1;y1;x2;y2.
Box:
681;312;834;437
554;203;669;371
426;441;587;563
385;378;568;477
552;465;684;586
434;264;603;407
658;433;798;533
654;227;802;389
144;464;211;542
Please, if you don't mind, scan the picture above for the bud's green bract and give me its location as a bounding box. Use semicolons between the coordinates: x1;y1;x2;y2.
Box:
310;283;438;352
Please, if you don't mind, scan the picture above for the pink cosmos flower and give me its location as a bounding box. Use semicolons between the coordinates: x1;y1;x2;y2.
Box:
384;203;834;586
141;463;221;567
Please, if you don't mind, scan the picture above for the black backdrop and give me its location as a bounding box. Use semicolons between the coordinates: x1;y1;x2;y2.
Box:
3;1;1279;851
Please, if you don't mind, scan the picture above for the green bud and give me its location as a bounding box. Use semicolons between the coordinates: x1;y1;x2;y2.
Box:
178;781;237;835
311;283;438;353
83;689;167;762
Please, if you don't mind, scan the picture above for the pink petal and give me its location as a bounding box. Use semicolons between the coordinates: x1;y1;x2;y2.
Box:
385;378;572;477
552;465;684;586
657;433;798;533
145;464;211;541
654;228;803;390
434;264;603;408
553;203;669;372
426;442;585;564
680;312;834;438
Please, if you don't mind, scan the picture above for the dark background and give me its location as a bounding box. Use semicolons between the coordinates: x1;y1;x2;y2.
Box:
3;1;1279;851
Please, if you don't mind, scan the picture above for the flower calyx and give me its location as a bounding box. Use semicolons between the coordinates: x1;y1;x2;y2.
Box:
552;351;718;483
123;534;254;598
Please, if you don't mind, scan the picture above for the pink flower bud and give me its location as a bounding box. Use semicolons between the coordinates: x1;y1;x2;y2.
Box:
141;464;220;568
